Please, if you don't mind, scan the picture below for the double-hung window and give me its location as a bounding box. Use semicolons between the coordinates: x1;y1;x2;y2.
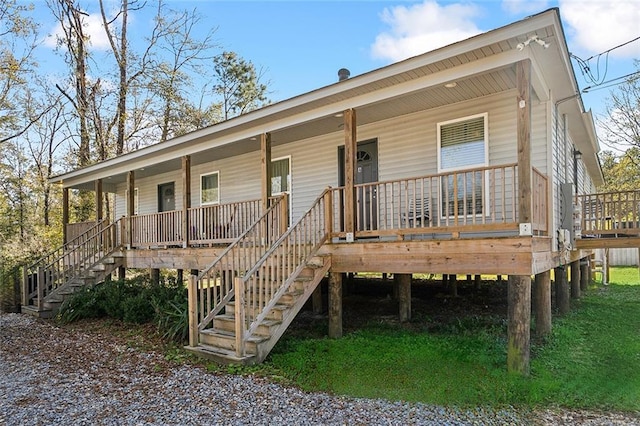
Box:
437;113;488;217
201;172;220;205
271;157;290;195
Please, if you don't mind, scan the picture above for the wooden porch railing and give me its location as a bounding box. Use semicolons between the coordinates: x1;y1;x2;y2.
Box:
188;199;262;245
130;210;183;248
327;164;550;237
577;190;640;237
23;218;123;308
188;195;287;346
233;189;329;356
66;221;98;243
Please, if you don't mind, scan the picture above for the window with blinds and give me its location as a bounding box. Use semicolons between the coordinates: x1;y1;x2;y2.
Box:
438;114;488;217
201;172;219;205
271;157;290;195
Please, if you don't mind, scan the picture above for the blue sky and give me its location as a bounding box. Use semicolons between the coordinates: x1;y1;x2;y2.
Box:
32;0;640;121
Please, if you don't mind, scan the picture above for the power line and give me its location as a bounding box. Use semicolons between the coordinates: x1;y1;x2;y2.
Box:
571;35;640;87
582;70;640;93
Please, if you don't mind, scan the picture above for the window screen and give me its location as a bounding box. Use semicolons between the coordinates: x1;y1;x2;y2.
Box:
201;173;219;204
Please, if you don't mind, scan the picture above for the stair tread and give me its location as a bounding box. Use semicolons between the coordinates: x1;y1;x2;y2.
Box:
215;314;281;327
185;344;256;364
200;328;269;343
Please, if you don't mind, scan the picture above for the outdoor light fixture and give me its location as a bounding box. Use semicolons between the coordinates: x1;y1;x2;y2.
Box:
516;35;550;51
444;82;457;88
573;149;582;160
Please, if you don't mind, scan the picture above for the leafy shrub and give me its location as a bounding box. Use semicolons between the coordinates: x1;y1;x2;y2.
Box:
122;293;156;323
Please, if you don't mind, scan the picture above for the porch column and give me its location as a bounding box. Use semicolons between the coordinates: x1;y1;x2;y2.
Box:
328;272;343;338
260;132;272;213
126;170;135;248
507;274;531;375
534;270;552;338
344;108;357;237
580;258;589;292
570;260;581;299
182;155;191;248
95;179;103;221
62;187;69;244
397;273;411;322
554;266;570;315
516;59;532;225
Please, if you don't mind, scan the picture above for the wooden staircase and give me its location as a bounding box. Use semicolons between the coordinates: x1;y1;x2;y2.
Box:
186;190;332;364
188;255;330;364
22;219;124;319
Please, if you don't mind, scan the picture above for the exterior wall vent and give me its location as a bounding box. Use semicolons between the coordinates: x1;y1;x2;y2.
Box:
338;68;350;81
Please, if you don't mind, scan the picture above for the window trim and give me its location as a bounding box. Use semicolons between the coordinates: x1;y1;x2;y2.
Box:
200;171;220;206
271;155;291;196
436;113;489;218
125;187;139;215
436;112;489;174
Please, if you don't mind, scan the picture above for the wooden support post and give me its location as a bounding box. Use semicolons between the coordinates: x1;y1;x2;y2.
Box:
344;108;357;237
187;274;198;347
182;155;191;248
397;273;411;322
474;274;482;291
21;266;28;306
450;274;458;297
507;275;531;375
324;189;333;236
118;266;125;281
328;272;342;338
312;285;323;314
554;266;570;315
177;269;184;284
260;132;272;214
580;258;589;292
150;268;160;285
534;270;552;338
126;170;135;248
234;277;245;356
95;179;103;220
37;267;45;310
62;187;69;244
280;192;289;234
517;59;532;225
570;260;580;299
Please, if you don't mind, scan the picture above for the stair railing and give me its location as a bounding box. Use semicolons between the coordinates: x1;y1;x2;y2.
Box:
188;195;287;347
234;188;331;356
23;218;122;308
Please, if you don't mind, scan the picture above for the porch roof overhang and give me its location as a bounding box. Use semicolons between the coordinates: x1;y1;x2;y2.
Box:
51;8;602;191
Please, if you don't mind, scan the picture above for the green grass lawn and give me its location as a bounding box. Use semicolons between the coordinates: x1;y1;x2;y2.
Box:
264;267;640;411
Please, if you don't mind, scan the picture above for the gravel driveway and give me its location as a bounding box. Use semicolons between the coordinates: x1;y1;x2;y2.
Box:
0;313;637;425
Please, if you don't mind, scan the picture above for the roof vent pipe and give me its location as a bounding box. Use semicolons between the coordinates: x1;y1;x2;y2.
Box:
338;68;350;81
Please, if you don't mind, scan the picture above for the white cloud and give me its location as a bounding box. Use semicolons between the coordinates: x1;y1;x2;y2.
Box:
44;12;112;51
560;0;640;58
502;0;550;15
370;1;483;62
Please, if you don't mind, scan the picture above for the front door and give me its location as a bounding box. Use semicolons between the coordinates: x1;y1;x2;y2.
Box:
158;182;175;212
338;139;379;231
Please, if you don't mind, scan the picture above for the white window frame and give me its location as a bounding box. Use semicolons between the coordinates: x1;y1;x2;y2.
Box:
271;156;291;196
125;187;139;215
200;171;220;205
436;113;489;217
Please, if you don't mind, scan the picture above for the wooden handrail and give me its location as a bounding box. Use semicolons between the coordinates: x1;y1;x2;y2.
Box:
236;188;330;356
23;218;123;307
577;190;640;236
189;195;286;344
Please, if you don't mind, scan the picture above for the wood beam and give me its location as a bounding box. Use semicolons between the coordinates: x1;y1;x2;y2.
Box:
344;109;357;236
126;170;135;248
507;274;531;375
312;285;323;314
328;272;343;338
397;273;411;322
517;59;532;224
62;187;69;244
182;155;191;248
570;260;581;299
534;270;551;338
260;133;272;213
95;179;103;221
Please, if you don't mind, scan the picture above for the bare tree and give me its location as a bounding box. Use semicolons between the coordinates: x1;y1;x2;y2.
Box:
599;61;640;152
